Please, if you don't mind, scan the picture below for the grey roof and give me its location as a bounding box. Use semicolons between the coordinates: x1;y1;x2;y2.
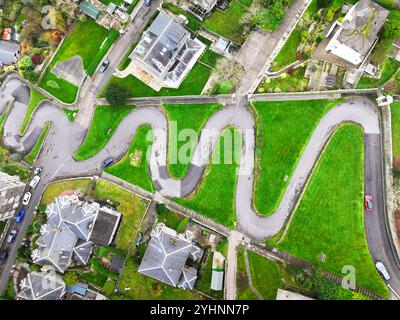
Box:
0;40;19;65
110;254;125;273
178;267;198;290
80;0;101;20
89;206;121;246
32;195;97;273
138;224;198;287
336;0;389;58
210;269;224;291
73;239;94;264
18;268;65;300
132;13;189;78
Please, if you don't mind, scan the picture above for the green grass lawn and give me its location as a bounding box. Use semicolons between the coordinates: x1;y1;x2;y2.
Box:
163;103;223;179
275;125;389;297
236;248;258;299
195;253;224;299
41;178;91;205
24;123;50;164
39;72;78;104
156;203;184;230
391;102;400;160
92;179;149;252
106;125;154;192
175;127;241;228
39;19;113;103
74;105;134;160
252;99;341;216
271;0;318;71
116;254;204;300
104;62;212;98
199;49;223;68
357;58;400;89
204;0;253;44
20;89;46;134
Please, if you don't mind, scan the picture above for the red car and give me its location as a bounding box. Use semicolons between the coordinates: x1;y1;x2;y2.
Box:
364;195;374;211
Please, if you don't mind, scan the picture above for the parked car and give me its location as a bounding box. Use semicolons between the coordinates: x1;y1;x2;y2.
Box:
144;0;151;5
375;261;391;281
22;192;32;206
6;229;17;244
0;250;8;263
101;157;115;168
29;176;41;188
364;195;374;211
16;209;26;223
34;167;43;175
99;59;110;73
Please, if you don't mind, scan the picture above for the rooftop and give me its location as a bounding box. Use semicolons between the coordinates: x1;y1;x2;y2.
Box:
138;223;201;288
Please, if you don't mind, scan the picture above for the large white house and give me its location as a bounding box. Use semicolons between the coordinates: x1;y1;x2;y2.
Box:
325;0;389;66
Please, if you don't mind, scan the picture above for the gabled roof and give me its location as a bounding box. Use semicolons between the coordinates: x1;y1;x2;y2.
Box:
138;223;198;287
18;267;65;300
32;195;96;273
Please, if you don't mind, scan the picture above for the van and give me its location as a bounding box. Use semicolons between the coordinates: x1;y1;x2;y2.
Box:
29;175;40;188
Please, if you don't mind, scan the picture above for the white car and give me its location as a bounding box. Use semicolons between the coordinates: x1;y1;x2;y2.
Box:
29;176;41;188
375;261;391;281
22;192;32;205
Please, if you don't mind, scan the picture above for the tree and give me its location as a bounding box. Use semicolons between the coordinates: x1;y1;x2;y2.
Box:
63;271;79;287
104;83;130;106
317;0;332;8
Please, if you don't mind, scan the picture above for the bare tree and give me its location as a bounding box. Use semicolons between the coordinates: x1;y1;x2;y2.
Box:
212;57;244;89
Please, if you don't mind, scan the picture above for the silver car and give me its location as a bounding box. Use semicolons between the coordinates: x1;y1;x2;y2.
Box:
375;261;391;281
6;229;17;244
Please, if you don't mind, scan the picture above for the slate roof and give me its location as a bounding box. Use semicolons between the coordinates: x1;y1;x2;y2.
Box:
132;13;188;78
18;267;65;300
110;254;125;273
138;223;200;288
326;0;389;65
32;195;97;273
337;0;388;55
0;40;19;65
178;267;198;290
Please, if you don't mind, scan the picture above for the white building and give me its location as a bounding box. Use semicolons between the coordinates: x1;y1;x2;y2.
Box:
0;171;25;221
325;0;389;66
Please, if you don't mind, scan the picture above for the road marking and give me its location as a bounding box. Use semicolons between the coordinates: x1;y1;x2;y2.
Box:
387;284;400;300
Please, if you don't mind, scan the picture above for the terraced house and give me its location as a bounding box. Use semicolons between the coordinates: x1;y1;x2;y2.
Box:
0;171;25;221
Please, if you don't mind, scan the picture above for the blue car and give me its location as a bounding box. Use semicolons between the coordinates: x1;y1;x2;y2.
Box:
15;209;25;223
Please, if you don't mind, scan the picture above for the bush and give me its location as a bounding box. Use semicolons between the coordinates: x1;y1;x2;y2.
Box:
63;271;79;286
104;83;130;106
